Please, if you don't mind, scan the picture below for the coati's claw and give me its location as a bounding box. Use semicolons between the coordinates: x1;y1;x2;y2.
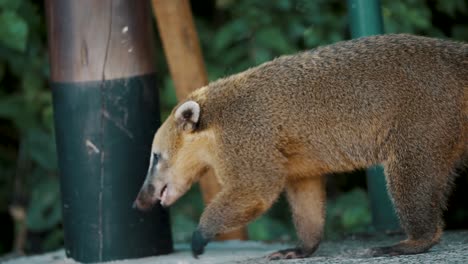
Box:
267;248;310;260
191;229;210;258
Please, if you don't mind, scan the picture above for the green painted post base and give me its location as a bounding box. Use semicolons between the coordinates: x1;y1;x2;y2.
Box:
366;165;400;231
52;74;173;262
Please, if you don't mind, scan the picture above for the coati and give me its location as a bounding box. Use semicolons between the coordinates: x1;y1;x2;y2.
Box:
134;34;468;260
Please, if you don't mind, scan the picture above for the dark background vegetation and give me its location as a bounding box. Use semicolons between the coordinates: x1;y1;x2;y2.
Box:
0;0;467;255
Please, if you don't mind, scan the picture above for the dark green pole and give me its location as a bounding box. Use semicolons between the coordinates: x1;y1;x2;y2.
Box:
347;0;400;231
45;0;173;262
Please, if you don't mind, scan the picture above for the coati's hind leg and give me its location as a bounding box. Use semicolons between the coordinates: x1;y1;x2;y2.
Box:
369;151;454;256
268;176;325;260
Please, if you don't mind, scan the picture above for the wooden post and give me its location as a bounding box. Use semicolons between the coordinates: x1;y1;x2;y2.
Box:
151;0;248;240
45;0;173;262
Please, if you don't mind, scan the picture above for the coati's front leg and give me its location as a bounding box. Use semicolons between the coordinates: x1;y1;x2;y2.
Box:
192;182;284;257
268;176;326;260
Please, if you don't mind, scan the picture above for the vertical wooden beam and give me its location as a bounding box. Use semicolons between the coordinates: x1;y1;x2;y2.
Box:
151;0;248;240
45;0;173;262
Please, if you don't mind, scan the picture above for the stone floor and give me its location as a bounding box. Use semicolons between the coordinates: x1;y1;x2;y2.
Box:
3;231;468;264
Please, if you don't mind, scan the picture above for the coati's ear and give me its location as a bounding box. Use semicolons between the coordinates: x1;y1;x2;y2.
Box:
174;100;200;132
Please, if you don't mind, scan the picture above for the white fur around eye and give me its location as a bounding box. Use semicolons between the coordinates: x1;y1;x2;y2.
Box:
175;100;200;123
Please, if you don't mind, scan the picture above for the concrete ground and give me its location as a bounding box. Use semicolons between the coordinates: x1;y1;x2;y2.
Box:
3;231;468;264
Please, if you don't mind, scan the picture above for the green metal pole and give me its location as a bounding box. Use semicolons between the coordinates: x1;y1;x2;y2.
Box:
45;0;173;262
347;0;400;231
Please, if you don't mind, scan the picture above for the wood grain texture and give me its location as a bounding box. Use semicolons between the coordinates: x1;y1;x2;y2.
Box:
152;0;247;240
46;0;155;82
152;0;208;99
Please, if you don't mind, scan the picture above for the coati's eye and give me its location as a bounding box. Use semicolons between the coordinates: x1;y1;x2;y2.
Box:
153;152;161;163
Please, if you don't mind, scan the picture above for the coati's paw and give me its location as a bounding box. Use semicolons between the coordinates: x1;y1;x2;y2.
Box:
367;241;433;257
191;229;210;258
267;248;313;260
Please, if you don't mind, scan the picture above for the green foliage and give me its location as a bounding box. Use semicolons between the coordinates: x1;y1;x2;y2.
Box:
26;178;61;232
248;215;293;241
325;189;372;239
170;186;204;242
197;0;349;78
0;10;28;52
159;77;178;120
435;0;467;17
0;0;60;252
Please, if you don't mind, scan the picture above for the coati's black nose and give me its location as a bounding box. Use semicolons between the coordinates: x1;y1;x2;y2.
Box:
146;183;155;196
133;183;157;210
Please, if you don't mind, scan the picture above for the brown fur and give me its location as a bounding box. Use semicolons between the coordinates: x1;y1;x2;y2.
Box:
136;34;468;259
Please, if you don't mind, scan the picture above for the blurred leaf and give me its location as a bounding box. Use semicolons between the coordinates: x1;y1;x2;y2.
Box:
219;45;246;65
276;0;292;11
42;228;64;251
22;70;43;97
0;61;5;81
255;27;294;54
26;178;61;232
0;94;24;119
325;188;372;239
161;77;178;109
212;19;249;54
342;204;370;230
303;27;321;48
436;0;467;17
452;25;468;40
170;185;204;242
216;0;235;10
253;47;272;64
24;128;57;170
0;0;23;11
248;215;291;241
0;10;28;52
42;103;55;132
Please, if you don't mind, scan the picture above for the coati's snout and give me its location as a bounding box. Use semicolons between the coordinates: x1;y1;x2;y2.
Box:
133;152;189;209
134;100;203;210
134;174;174;210
133;182;158;211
